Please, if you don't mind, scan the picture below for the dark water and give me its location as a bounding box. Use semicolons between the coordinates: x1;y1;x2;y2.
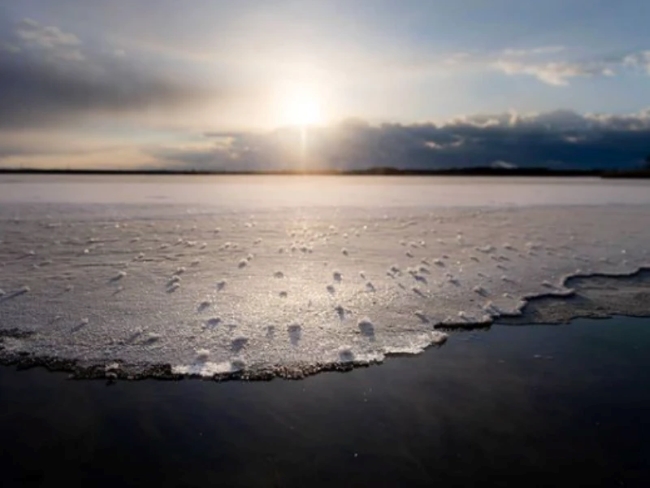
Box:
1;316;649;487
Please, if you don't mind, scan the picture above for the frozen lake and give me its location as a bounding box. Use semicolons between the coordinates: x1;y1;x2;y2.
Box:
1;175;649;378
1;175;650;207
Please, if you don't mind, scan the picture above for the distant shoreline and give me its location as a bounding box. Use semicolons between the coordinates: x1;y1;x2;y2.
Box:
0;167;649;178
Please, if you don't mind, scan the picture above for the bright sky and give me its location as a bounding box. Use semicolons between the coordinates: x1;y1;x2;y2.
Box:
1;0;650;170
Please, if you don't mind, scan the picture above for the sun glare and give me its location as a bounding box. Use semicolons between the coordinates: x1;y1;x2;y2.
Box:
276;83;324;127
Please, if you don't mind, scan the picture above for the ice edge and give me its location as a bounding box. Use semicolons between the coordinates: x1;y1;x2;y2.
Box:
1;265;649;382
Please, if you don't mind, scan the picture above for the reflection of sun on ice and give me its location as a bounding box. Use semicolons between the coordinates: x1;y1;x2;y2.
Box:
275;83;324;127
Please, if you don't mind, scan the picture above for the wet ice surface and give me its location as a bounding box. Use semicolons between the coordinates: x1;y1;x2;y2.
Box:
1;176;649;378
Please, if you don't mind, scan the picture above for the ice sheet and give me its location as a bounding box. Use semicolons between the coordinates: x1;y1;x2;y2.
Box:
0;176;649;378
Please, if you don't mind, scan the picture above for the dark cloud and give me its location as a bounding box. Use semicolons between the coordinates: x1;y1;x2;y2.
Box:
0;18;220;128
0;57;208;128
0;51;216;129
155;110;650;171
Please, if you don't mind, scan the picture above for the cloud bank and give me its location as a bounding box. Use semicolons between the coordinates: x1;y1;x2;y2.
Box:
149;109;650;171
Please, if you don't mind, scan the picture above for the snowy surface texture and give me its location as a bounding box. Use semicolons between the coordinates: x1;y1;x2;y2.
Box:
1;176;649;378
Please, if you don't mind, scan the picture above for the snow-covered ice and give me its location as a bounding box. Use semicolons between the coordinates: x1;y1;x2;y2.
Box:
0;175;650;379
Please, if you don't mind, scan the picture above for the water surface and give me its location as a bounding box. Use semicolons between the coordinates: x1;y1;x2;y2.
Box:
1;316;649;487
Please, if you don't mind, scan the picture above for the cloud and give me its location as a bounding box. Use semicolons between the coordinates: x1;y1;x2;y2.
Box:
501;46;566;57
0;41;20;53
0;18;232;129
623;50;650;74
15;18;83;61
16;19;80;46
148;109;650;172
492;46;621;85
441;46;648;86
491;160;517;169
494;59;615;86
0;54;210;128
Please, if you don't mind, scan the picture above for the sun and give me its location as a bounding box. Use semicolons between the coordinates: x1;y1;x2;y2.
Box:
275;83;324;127
286;91;322;126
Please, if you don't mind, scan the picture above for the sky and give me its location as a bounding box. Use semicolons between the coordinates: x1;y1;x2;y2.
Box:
1;0;650;170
